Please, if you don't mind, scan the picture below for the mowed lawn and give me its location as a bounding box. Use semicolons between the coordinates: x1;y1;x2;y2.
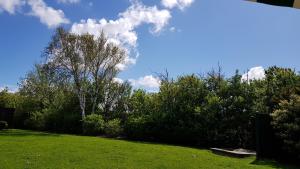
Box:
0;130;297;169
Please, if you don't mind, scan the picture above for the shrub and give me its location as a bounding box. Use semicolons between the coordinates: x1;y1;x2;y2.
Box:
105;119;123;137
271;95;300;159
0;121;8;130
82;114;105;135
124;116;148;139
24;111;45;130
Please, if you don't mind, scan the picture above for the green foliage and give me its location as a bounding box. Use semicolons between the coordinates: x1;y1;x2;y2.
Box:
0;121;8;130
42;91;82;134
271;94;300;158
82;114;105;135
0;89;18;108
129;89;154;117
124;116;149;139
24;111;45;130
104;119;123;137
124;73;257;148
96;81;132;120
265;66;299;113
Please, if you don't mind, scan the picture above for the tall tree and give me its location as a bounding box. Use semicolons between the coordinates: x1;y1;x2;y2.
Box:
45;28;125;119
80;32;125;114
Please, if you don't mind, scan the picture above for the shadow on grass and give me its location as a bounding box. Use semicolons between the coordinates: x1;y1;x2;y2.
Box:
251;159;299;169
115;137;210;152
0;129;60;137
121;139;300;169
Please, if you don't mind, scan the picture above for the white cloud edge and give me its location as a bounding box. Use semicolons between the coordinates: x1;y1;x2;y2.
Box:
0;0;25;14
241;66;266;82
57;0;80;4
113;75;161;92
161;0;194;10
0;0;69;28
129;75;161;90
27;0;70;28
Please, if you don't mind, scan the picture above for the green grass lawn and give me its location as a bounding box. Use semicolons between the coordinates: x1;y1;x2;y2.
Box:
0;130;297;169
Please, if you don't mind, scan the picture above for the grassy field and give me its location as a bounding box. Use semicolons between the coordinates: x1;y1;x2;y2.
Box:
0;130;297;169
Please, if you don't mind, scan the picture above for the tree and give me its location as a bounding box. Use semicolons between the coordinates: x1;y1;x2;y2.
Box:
97;81;131;120
265;66;299;114
271;94;300;159
0;89;17;108
45;28;125;119
19;64;59;109
80;33;125;114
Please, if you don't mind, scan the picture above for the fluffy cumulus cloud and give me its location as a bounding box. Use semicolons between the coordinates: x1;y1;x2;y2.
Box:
0;0;69;27
242;66;266;82
71;2;171;47
129;75;161;91
0;0;25;14
27;0;69;28
71;1;171;70
57;0;80;4
161;0;194;10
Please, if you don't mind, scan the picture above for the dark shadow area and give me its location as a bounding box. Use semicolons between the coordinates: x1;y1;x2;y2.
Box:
0;107;15;128
251;159;300;169
0;129;60;137
110;137;215;152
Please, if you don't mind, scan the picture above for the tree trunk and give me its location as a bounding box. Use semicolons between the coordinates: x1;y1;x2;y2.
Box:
91;97;97;114
81;107;85;119
78;91;86;120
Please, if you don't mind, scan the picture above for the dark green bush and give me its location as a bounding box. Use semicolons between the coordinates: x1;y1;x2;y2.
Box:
24;111;45;130
0;121;8;130
271;95;300;159
105;119;123;137
82;114;105;135
124;116;149;139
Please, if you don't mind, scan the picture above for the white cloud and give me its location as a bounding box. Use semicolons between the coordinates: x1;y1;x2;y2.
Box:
129;75;161;90
71;1;171;70
113;77;124;84
0;0;69;27
242;66;265;82
71;2;171;46
116;54;138;71
27;0;70;28
57;0;80;4
0;0;25;14
114;75;161;92
161;0;194;10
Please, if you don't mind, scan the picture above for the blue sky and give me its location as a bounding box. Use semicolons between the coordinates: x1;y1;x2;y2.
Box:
0;0;300;92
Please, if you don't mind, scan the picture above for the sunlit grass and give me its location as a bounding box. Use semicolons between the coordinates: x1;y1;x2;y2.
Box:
0;129;296;169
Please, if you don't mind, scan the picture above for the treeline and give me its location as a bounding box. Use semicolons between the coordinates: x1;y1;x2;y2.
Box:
0;28;299;161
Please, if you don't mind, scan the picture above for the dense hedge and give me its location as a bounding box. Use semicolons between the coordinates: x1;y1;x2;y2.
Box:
82;114;105;136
